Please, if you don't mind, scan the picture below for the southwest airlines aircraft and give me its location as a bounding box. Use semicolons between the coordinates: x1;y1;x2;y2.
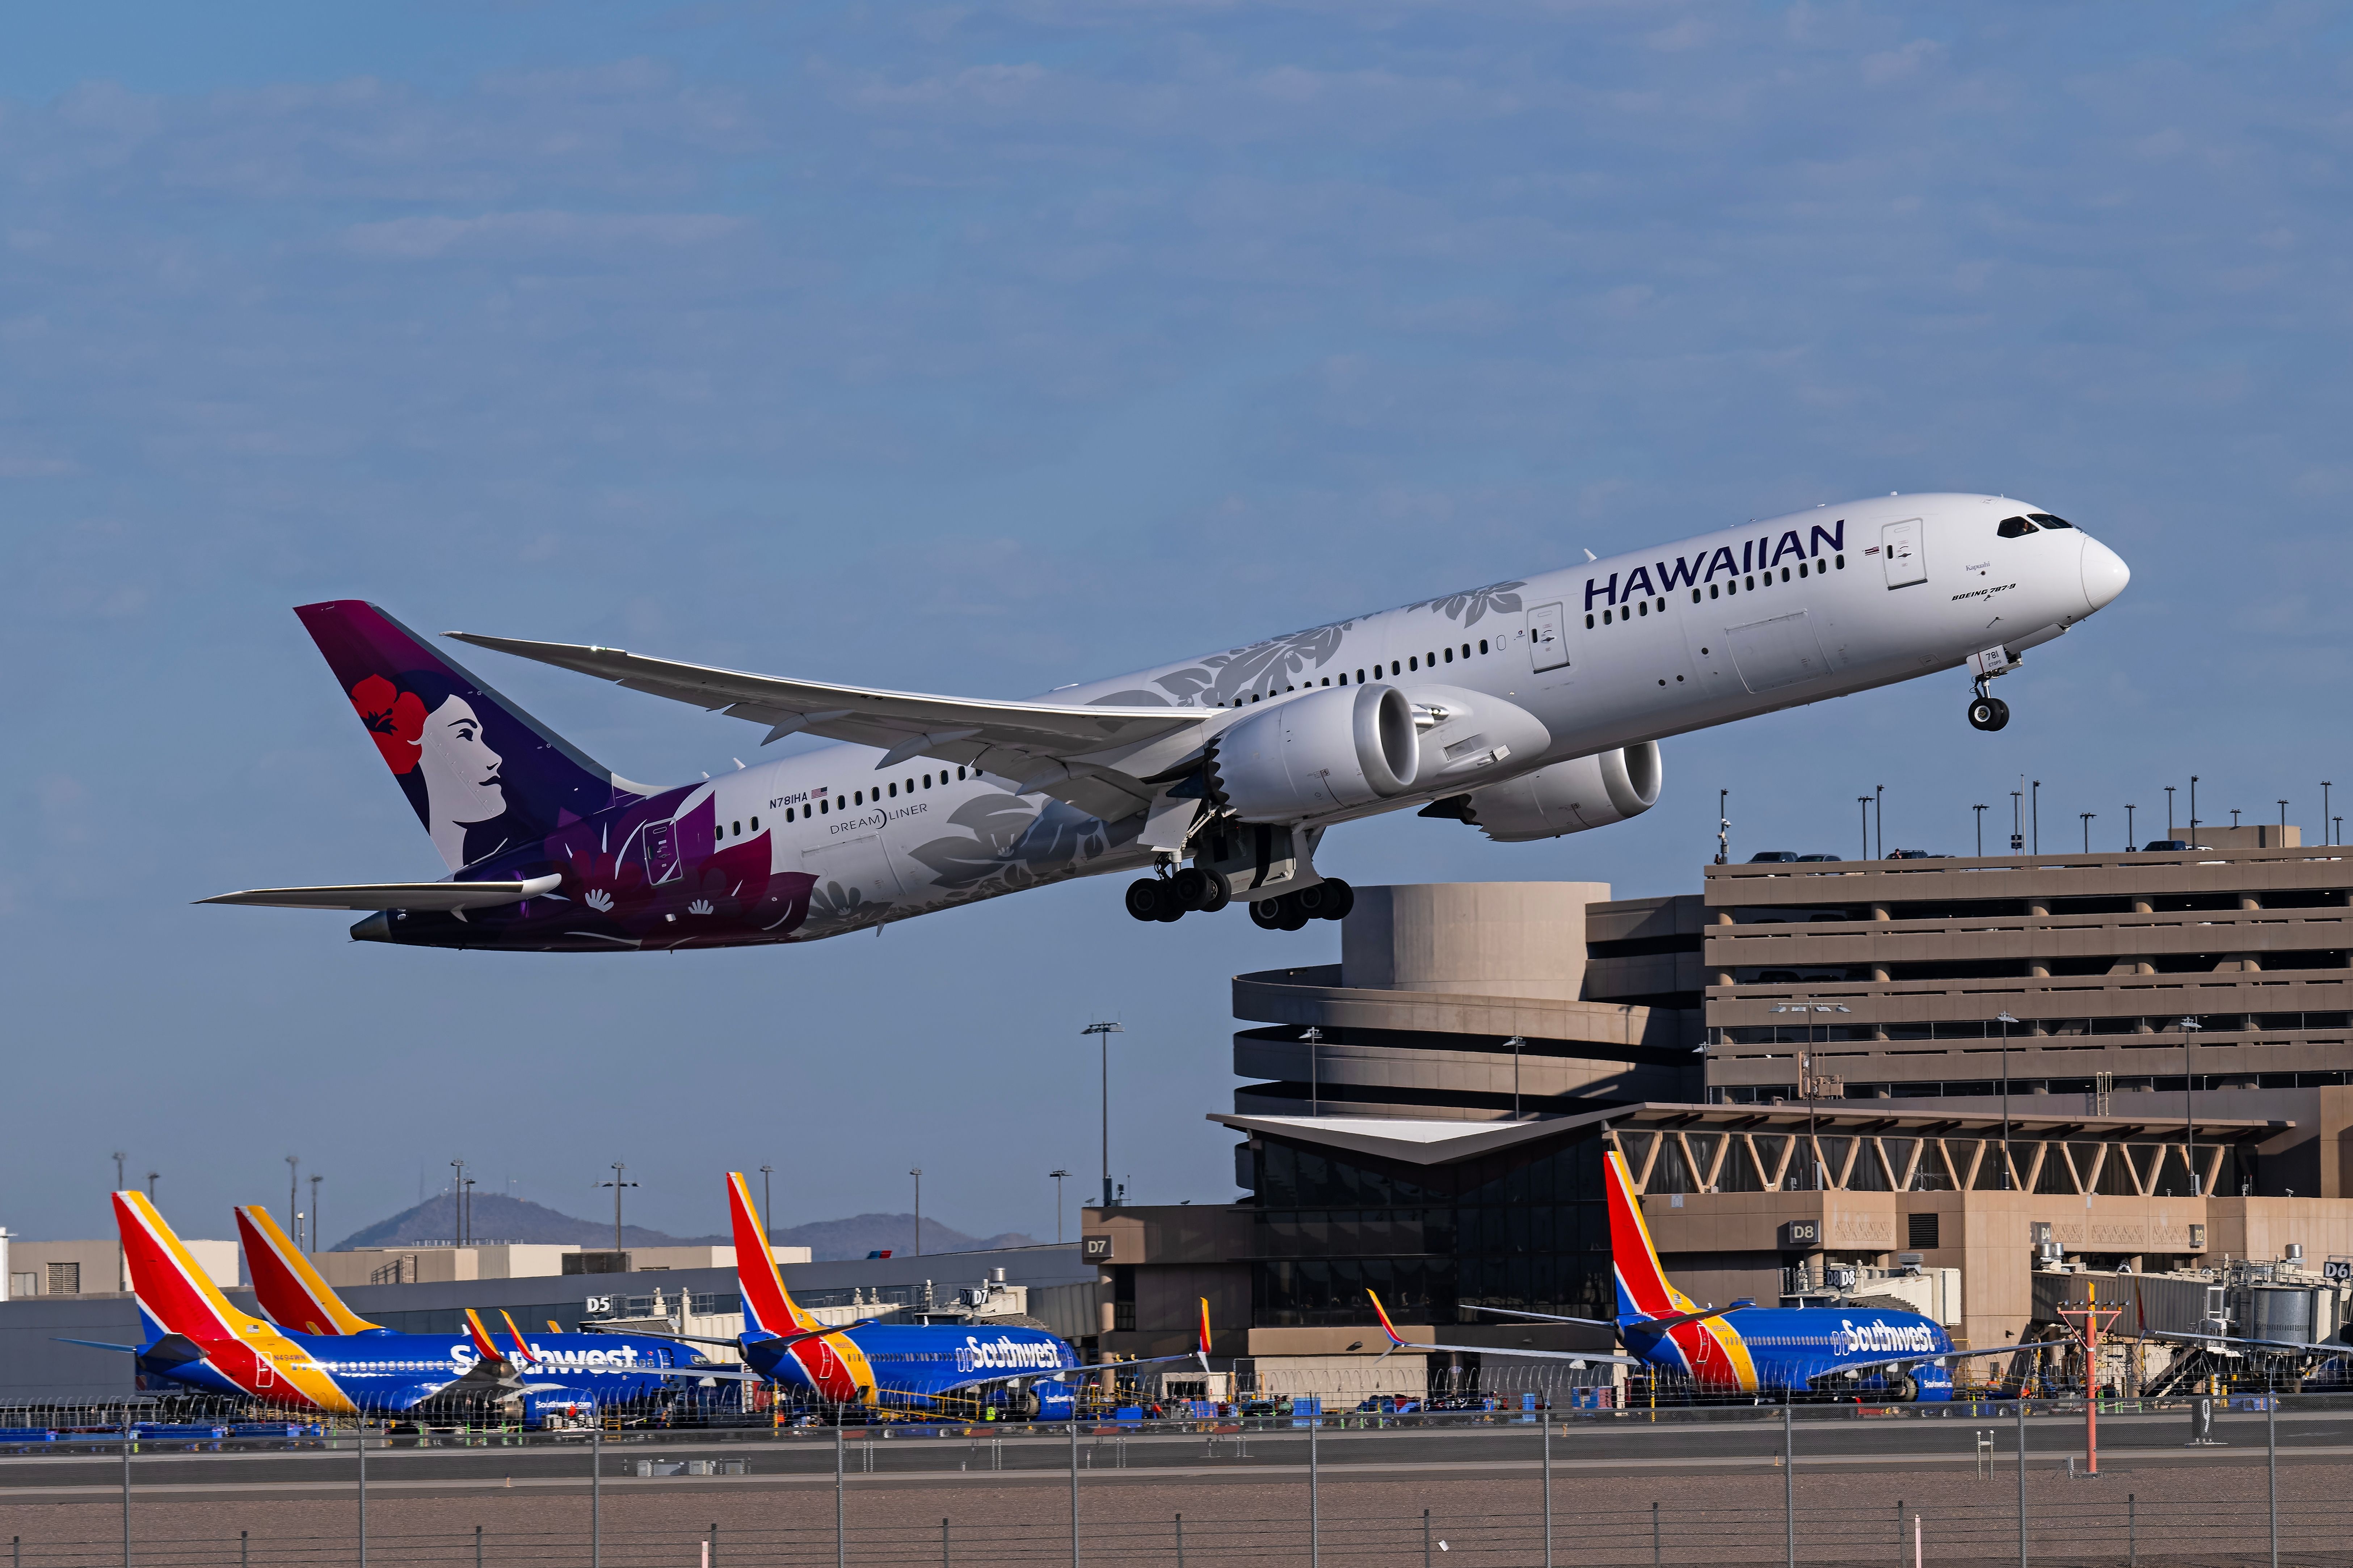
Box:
674;1173;1209;1418
233;1204;741;1421
70;1194;717;1419
1375;1151;2020;1400
204;496;2127;947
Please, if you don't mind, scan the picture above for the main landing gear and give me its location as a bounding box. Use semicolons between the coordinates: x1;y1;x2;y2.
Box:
1125;865;1234;923
1123;871;1357;929
1247;879;1354;932
1967;673;2010;732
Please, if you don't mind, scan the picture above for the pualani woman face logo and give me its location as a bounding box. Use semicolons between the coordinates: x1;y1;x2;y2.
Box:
350;674;509;869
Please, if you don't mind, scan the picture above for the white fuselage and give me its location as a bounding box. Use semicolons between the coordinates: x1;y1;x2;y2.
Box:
691;494;2125;936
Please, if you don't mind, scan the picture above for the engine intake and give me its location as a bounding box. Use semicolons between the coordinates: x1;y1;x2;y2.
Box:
1208;684;1420;822
1439;743;1663;842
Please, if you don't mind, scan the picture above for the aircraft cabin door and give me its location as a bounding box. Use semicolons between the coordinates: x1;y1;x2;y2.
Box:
1527;602;1569;672
1881;519;1926;589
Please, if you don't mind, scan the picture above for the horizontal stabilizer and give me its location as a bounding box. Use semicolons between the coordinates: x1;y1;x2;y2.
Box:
198;875;561;911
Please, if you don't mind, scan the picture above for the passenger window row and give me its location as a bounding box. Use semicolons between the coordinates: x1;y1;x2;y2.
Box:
778;766;973;823
1224;640;1496;705
1586;554;1848;628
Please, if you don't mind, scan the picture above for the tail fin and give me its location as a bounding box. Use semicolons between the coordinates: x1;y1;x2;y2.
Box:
236;1206;380;1337
117;1192;270;1344
464;1309;505;1364
1368;1289;1408;1349
726;1172;812;1337
498;1310;540;1365
1604;1149;1692;1322
294;600;636;871
1197;1297;1213;1362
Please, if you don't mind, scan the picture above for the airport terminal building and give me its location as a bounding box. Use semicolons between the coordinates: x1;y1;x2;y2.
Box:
1089;834;2353;1376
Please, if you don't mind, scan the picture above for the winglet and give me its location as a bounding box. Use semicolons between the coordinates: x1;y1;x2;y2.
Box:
464;1309;505;1364
498;1310;540;1365
236;1205;381;1336
726;1172;811;1336
1368;1289;1407;1348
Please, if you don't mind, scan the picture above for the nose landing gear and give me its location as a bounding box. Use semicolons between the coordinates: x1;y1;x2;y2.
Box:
1967;690;2010;732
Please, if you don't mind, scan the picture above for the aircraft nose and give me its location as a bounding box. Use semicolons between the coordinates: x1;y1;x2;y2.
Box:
2080;535;2130;613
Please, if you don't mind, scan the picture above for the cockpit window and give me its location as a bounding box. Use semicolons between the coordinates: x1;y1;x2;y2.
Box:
1997;516;2037;538
2026;512;2073;529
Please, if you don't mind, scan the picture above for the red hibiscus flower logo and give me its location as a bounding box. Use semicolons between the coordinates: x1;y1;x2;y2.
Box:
350;675;427;775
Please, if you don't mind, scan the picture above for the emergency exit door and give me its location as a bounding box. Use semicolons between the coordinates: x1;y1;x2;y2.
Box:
1527;602;1569;671
1882;519;1926;588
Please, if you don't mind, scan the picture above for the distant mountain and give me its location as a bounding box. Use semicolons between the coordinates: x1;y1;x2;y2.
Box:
331;1193;690;1251
767;1213;1044;1263
331;1194;1041;1261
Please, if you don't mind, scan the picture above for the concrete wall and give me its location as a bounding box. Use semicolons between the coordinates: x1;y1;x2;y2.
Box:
4;1239;237;1298
313;1243;813;1287
1343;882;1610;1000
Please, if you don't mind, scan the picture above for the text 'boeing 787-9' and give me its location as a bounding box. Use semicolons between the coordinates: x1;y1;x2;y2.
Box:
205;495;2126;949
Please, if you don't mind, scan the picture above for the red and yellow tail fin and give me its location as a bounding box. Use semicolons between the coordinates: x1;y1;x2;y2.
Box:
1197;1297;1213;1359
1604;1149;1692;1320
117;1192;269;1343
464;1308;504;1362
236;1205;380;1336
499;1310;540;1365
726;1172;812;1335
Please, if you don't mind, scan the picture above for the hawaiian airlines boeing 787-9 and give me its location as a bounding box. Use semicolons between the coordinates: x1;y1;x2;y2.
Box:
205;494;2126;949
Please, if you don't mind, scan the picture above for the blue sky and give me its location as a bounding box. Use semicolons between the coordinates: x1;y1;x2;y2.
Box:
5;3;2351;1248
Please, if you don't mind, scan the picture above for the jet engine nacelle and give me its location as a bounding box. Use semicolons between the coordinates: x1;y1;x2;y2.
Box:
1457;743;1663;842
1210;684;1420;822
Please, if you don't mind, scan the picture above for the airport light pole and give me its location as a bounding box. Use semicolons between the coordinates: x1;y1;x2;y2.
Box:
1301;1027;1323;1116
1996;1013;2019;1188
2280;800;2290;835
598;1164;637;1253
1769;1003;1848;1185
1973;804;1986;857
310;1174;323;1256
2080;813;2095;853
1506;1036;1527;1120
451;1160;466;1245
2165;786;2176;838
2126;805;2136;852
2324;783;2332;846
2031;780;2041;855
910;1168;923;1258
760;1166;773;1249
1859;797;1871;860
1049;1170;1071;1244
285;1155;299;1238
1081;1022;1125;1210
2176;1016;2203;1194
2189;775;2199;843
1717;788;1729;865
1875;785;1884;860
146;1171;158;1202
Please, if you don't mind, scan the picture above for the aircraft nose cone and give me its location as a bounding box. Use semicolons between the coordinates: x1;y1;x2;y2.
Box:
2081;536;2130;612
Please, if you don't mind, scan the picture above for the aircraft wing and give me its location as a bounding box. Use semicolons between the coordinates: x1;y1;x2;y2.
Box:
1461;1306;1620;1329
446;632;1213;822
1370;1290;1641;1367
198;876;561;911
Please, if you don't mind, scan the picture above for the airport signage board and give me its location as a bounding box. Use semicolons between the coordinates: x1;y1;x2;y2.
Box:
1081;1235;1114;1263
1777;1220;1820;1249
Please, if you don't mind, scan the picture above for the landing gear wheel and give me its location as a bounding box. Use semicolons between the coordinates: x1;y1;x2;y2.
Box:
1249;897;1287;931
1314;878;1354;921
1276;893;1312;932
1170;866;1225;911
1124;879;1167;922
1967;696;2010;732
1198;867;1233;913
